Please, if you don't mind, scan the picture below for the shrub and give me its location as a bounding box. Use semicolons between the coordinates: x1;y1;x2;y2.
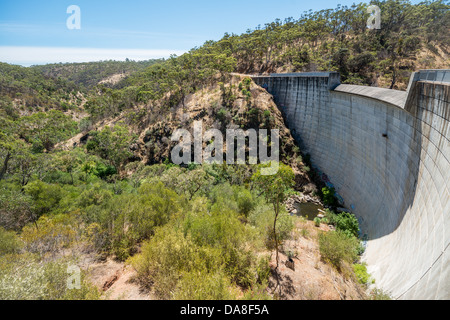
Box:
0;228;23;255
0;255;100;300
94;163;117;179
0;189;34;231
21;214;77;254
255;256;271;285
249;203;293;250
87;182;181;260
353;263;372;285
314;217;321;227
217;108;228;122
172;271;235;300
321;187;337;207
233;186;255;217
24;180;64;216
334;212;360;238
184;206;259;288
318;230;359;270
370;288;392;300
129;226;222;299
209;183;239;213
242;77;252;88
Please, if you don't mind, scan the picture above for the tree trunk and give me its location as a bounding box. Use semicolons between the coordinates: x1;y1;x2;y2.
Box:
0;152;11;180
273;201;280;270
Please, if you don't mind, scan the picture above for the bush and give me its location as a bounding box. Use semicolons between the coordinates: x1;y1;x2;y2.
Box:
0;188;34;231
0;255;100;300
370;288;392;300
334;212;360;238
94;163;117;179
128;226;221;299
24;181;64;216
249;203;293;251
85;181;181;260
321;187;337;207
184;206;259;288
172;271;235;300
353;263;373;285
209;183;238;212
0;228;23;255
318;230;359;270
217;108;228;122
314;217;321;227
233;186;255;217
21;214;77;254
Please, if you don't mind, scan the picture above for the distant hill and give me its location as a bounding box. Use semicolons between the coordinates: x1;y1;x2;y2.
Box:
33;59;163;90
0;62;79;114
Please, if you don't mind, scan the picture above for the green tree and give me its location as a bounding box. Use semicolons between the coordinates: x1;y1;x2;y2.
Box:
86;124;135;173
18;111;78;152
252;163;294;270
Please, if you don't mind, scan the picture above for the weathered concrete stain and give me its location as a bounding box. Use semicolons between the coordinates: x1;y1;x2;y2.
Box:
252;71;450;300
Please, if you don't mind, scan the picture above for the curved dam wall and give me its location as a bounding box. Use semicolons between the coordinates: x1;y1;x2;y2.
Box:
253;71;450;300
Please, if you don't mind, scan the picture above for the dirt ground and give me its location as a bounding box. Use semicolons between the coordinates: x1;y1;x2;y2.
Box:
268;218;367;300
80;256;154;300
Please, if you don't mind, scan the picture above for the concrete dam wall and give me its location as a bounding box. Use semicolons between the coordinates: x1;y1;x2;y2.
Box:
252;70;450;300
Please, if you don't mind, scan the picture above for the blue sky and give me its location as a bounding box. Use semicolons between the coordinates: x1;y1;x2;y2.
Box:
0;0;413;66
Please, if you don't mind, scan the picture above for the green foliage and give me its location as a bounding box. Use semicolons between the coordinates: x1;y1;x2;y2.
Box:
0;228;23;255
314;217;322;227
129;226;221;299
370;288;392;301
24;181;64;216
0;187;34;230
252;163;295;267
248;203;293;250
35;60;162;89
333;212;360;238
81;181;182;261
21;214;77;254
18;110;78;152
183;204;261;288
0;254;100;300
129;189;266;299
93;163;117;179
322;187;337;207
318;230;359;270
0;62;79;111
172;271;235;300
86;124;135;171
252;163;295;212
353;263;373;286
233;185;256;217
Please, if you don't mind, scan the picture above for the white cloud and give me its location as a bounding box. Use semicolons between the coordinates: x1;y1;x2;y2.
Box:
0;46;186;66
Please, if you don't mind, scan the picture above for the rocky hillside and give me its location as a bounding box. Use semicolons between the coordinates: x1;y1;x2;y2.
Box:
64;74;315;192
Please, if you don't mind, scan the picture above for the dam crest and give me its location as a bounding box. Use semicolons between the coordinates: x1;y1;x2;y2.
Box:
252;70;450;300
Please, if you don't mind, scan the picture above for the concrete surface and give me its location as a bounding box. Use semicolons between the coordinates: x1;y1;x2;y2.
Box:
252;71;449;300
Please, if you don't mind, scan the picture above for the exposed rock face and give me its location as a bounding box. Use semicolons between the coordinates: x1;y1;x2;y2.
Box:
64;75;315;190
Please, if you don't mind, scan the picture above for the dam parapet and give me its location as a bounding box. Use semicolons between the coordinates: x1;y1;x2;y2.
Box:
252;71;450;300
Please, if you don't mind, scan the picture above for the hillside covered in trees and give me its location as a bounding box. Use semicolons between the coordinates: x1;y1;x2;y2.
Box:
0;0;448;301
